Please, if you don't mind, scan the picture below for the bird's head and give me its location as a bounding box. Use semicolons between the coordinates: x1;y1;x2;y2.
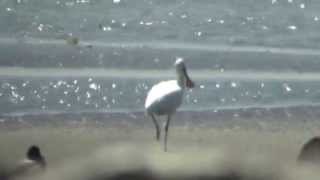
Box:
175;58;194;88
26;145;46;169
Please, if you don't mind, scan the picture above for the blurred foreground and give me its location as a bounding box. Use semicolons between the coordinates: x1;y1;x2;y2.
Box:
1;110;320;180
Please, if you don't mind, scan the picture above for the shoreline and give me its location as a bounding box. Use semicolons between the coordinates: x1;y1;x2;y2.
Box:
1;104;320;129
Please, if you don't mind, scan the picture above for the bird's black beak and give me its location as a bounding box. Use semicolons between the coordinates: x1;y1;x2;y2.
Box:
183;67;194;88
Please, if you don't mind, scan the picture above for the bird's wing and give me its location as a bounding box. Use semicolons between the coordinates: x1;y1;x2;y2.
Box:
145;80;181;109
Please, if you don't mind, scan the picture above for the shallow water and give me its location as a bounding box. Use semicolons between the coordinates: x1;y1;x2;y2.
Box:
2;0;320;48
1;0;320;116
1;74;320;115
1;39;320;115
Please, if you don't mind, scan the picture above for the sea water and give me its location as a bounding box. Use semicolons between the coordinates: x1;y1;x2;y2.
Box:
0;0;320;117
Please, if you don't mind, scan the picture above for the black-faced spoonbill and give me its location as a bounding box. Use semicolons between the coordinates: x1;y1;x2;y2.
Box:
145;58;194;151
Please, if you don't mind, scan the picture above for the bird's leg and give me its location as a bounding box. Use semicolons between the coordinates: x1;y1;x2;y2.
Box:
164;115;171;152
150;114;161;141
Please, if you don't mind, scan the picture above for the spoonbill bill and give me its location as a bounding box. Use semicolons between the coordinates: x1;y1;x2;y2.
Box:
145;58;194;151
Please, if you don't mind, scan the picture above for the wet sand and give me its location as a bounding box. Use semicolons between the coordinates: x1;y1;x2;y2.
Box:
1;105;320;179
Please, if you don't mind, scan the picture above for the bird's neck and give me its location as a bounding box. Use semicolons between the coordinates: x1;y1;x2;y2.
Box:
177;73;186;89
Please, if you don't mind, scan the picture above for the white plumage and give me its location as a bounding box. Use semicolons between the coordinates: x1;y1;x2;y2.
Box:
145;80;183;115
145;58;194;151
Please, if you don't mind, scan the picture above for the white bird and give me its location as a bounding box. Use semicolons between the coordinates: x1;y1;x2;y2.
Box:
145;58;194;151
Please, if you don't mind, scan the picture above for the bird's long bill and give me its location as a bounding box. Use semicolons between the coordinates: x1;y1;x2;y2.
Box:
183;68;195;88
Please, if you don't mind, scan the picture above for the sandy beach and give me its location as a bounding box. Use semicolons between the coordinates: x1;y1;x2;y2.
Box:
0;105;320;180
